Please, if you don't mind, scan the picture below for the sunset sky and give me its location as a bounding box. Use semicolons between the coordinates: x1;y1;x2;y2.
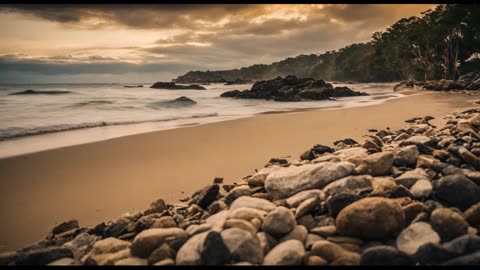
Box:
0;4;436;83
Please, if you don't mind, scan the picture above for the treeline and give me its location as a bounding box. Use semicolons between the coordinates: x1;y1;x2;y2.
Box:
174;4;480;83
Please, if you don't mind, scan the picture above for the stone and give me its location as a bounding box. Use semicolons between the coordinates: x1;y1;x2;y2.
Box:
336;197;405;240
279;225;308;244
150;216;177;229
323;175;372;196
356;152;394;176
443;251;480;265
114;257;148;265
49;220;79;237
311;240;360;264
409;179;433;199
295;197;318;218
62;232;98;260
224;219;257;234
200;231;231;265
297;214;315;230
305;233;324;250
432;174;480;210
221;228;263;264
265;162;355;199
285;189;324;208
327;192;361;218
262;206;296;237
263;240;305;265
186;223;211;236
396;222;440;255
229;207;267;221
153;258;175;266
311;226;337;238
402;202;427;225
147;243;176;265
14;246;74;265
463;202;480;226
144;199;167;215
47;257;79;265
208;200;228;214
305;255;328;265
443;234;480;255
334;147;368;166
85;237;131;265
130;228;188;258
205;210;230;231
360;246;415;265
395;168;430;188
230;196;276;212
327;236;363;245
430;208;469;242
0;251;16;266
257;232;277;255
225;186;252;205
193;184;219;209
414;243;456;265
248;166;281;187
175;231;209;265
390;185;415;199
394;145;420;167
458;147;480;169
370;177;397;196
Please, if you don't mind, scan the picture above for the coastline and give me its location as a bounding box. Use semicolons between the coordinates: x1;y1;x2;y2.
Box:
0;90;479;252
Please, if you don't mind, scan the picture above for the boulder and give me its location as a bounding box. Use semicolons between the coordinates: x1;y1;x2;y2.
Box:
221;228;264;264
322;175;372;196
430;208;469;242
261;206;296;237
432;174;480;210
150;82;206;90
396;222;440;255
130;228;188;258
263;240;305;265
360;246;415;265
355;152;394;176
463;202;480;226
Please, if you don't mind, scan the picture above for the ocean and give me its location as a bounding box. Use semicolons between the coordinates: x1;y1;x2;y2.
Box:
0;82;403;158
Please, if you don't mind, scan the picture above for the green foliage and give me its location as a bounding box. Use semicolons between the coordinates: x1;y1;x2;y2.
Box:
176;4;480;83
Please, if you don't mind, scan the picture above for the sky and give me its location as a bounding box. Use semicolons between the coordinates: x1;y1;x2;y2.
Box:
0;4;436;83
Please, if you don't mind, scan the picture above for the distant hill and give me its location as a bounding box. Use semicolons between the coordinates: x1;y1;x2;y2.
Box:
174;4;480;84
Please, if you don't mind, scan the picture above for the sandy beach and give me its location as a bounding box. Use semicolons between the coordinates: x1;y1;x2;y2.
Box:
0;90;479;252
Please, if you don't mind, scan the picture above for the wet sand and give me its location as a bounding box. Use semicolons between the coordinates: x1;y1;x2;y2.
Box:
0;91;478;252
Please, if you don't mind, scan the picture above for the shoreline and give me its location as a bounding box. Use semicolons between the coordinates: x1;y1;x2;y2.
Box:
0;91;479;252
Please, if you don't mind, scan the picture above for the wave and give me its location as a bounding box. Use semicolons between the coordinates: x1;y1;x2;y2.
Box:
9;90;72;95
69;100;115;107
0;113;219;140
148;97;197;109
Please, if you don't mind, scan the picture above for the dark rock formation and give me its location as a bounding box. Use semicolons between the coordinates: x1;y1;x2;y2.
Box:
150;82;206;90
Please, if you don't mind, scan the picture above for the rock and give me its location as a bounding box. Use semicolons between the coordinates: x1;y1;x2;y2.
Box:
396;222;440;255
0;251;16;265
192;184;219;209
265;161;355;199
144;199;167;215
230;196;276;212
114;257;148;265
432;174;480;210
263;240;305;265
220;89;241;97
47;257;79;265
175;231;209;265
279;225;308;244
311;225;337;237
130;228;188;258
442;234;480;255
458;146;480;169
463;202;480;226
370;177;397;196
62;232;98;260
323;175;372;196
311;240;360;264
262;206;296;237
224;219;257;234
305;255;328;265
360;246;415;265
85;237;131;265
305;233;324;249
150;82;206;90
208;200;228;214
49;220;79;237
402;202;427;225
153;258;175;266
334;147;368;165
336;197;405;240
327;236;363;245
362;140;381;151
221;228;263;264
150;216;177;229
297;214;316;230
295;197;318;219
443;251;480;265
14;246;74;265
200;231;231;265
430;208;469;242
147;243;176;265
229;207;267;221
257;232;277;255
225;186;252;205
327;193;361;218
395;168;430;188
414;243;457;265
409;179;433;199
186;223;211;236
390;185;415;199
248;166;281;187
355;152;394;176
205;210;230;231
285;189;324;208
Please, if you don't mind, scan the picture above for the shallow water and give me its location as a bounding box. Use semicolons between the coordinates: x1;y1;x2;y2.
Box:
0;82;402;158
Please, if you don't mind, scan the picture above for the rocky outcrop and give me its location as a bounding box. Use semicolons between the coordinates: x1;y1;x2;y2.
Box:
150;82;206;90
220;75;368;102
422;71;480;91
5;109;480;265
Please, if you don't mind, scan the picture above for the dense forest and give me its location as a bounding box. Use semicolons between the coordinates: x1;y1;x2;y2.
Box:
175;4;480;83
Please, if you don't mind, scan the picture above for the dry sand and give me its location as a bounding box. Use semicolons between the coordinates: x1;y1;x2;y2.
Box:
0;91;479;252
